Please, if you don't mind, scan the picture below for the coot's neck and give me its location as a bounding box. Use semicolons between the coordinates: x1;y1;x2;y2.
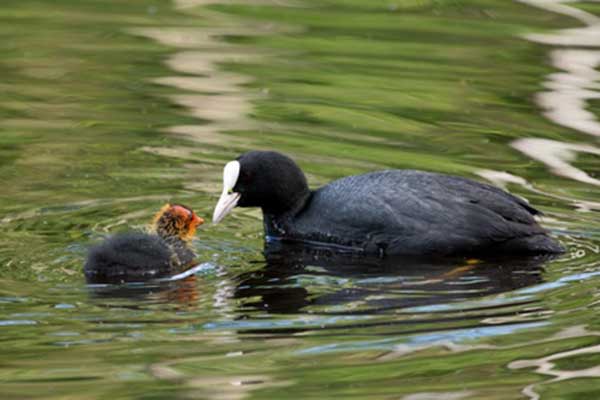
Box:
263;190;312;237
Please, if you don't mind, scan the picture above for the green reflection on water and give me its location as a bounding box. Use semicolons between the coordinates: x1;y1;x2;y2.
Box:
1;0;600;399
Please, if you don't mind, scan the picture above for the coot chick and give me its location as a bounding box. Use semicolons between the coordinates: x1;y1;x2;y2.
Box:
212;151;564;257
85;203;204;283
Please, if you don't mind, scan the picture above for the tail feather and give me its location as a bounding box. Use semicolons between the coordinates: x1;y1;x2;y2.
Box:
496;234;564;255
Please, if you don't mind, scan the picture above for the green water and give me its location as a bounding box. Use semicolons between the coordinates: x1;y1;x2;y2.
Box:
1;0;600;398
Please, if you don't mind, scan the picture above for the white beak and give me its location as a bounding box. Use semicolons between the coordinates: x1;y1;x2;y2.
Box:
213;160;241;224
213;190;240;224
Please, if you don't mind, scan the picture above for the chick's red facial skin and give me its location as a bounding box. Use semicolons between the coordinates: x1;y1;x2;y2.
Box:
171;204;204;228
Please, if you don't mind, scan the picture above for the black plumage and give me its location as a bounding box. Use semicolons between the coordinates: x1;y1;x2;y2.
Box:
220;151;563;257
84;204;203;283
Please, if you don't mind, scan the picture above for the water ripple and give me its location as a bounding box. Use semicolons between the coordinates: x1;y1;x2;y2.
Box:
0;319;37;326
298;322;548;355
514;0;600;189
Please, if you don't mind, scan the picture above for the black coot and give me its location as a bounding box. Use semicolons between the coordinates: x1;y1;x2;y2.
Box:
212;151;564;257
84;203;204;283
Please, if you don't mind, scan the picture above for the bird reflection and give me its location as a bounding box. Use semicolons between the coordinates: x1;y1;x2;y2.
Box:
232;242;553;316
84;242;554;320
86;274;200;309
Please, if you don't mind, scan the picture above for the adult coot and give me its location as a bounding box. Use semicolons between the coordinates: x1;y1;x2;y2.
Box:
84;203;204;283
212;151;564;257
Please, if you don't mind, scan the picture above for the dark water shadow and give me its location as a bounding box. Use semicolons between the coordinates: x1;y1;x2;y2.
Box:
85;275;201;309
82;243;555;339
232;242;554;317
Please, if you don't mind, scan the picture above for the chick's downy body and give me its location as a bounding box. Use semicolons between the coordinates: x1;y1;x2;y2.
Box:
84;204;203;283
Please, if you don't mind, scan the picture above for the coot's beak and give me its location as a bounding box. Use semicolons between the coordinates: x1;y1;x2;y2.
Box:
213;160;241;224
213;190;240;224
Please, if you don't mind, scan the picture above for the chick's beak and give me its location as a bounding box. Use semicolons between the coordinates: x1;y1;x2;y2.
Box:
191;213;204;227
213;190;240;224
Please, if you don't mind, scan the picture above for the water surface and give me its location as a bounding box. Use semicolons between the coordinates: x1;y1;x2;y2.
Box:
1;0;600;399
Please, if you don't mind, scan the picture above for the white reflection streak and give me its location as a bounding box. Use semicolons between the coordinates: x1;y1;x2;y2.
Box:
174;0;299;9
129;27;259;146
477;167;600;212
512;138;600;186
519;0;600;27
522;0;600;136
510;0;600;189
537;50;600;137
510;343;600;400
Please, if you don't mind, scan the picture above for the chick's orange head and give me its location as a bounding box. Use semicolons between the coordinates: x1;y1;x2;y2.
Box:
153;203;204;241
